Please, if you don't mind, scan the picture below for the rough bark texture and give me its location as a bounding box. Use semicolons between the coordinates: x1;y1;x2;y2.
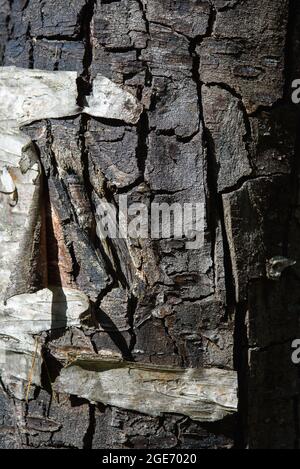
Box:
0;0;300;449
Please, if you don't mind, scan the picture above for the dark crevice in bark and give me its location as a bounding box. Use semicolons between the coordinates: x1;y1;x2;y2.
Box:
102;326;132;361
89;334;99;354
45;120;59;177
94;268;117;303
78;0;96;99
177;131;201;143
136;0;150;35
218;197;236;316
40;345;62;409
79;115;95;216
206;4;217;38
93;308;133;360
205;80;241;100
20;0;29;10
59;176;82;228
104;45;136;53
53;47;62;71
26;25;34;68
81;0;96;74
34;34;81;41
99;244;128;295
69;242;81;281
136;110;149;181
83;403;96;449
203;127;218;293
41;154;62;289
128;294;138;356
155;128;175;137
89;116;133;128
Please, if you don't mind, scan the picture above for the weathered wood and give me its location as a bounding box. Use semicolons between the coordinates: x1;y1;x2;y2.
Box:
54;355;238;423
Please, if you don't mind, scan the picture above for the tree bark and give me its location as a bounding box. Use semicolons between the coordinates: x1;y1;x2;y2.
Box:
0;0;299;449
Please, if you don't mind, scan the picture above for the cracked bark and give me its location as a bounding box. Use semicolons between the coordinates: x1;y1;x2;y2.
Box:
0;0;299;450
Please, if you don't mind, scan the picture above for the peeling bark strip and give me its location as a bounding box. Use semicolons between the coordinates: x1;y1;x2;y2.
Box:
0;0;299;450
0;288;90;399
55;355;238;422
0;132;42;301
0;68;79;128
0;66;143;126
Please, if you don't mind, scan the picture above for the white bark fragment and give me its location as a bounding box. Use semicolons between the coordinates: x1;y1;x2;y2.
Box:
0;167;16;194
55;355;238;422
0;67;79;128
0;288;90;399
84;75;144;124
0;134;40;300
0;67;143;127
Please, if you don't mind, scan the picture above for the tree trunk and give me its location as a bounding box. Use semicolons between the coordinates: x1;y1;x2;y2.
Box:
0;0;299;450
